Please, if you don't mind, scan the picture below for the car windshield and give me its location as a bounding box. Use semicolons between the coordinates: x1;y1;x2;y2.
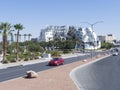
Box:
53;58;61;60
111;48;119;53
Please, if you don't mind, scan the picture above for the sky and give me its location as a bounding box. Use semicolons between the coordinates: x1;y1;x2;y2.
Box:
0;0;120;40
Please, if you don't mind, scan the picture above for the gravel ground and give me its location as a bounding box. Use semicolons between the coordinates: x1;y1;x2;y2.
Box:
0;54;108;90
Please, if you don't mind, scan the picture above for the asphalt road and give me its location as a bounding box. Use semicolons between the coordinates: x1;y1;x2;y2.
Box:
0;50;107;82
73;52;120;90
0;53;90;82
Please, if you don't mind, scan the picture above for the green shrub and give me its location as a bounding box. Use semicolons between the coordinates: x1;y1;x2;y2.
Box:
24;51;31;56
2;60;9;64
34;52;40;57
30;57;34;60
23;55;30;61
51;51;60;56
6;54;16;63
9;59;16;63
34;56;39;59
46;50;51;54
19;54;24;60
24;57;29;61
63;49;70;54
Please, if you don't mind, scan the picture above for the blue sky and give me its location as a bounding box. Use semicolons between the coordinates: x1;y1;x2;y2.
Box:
0;0;120;39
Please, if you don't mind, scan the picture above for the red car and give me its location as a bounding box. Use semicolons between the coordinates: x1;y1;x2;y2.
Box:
48;58;64;66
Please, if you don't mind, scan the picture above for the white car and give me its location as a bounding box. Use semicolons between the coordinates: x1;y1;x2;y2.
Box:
112;52;119;56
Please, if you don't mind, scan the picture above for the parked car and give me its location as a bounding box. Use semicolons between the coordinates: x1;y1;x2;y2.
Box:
112;52;119;56
48;58;64;66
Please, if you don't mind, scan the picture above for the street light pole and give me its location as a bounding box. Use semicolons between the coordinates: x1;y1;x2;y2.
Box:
80;21;103;59
81;21;103;32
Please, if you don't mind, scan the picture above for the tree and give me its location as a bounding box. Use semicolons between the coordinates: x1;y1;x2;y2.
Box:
27;43;44;52
39;41;47;49
14;24;24;61
64;40;74;50
101;42;114;49
8;30;14;44
28;34;32;41
23;34;27;41
14;34;17;41
19;34;22;42
67;26;76;40
0;22;12;61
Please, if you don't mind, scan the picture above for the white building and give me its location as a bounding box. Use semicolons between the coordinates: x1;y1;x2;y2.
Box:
105;34;116;44
39;28;54;42
39;25;101;49
97;35;106;43
39;25;69;42
76;27;101;49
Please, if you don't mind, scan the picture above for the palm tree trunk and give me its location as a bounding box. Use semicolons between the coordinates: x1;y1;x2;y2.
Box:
24;35;26;42
3;32;7;61
19;34;21;42
16;31;19;61
28;36;30;41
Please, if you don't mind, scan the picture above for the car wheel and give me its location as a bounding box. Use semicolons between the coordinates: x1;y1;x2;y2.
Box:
61;62;64;65
56;63;59;66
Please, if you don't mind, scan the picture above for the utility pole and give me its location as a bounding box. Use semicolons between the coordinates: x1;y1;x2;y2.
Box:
81;21;103;59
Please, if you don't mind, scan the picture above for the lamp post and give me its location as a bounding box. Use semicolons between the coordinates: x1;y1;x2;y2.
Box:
81;21;103;59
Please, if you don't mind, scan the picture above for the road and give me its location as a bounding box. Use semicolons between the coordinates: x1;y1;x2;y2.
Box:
0;51;107;82
72;52;120;90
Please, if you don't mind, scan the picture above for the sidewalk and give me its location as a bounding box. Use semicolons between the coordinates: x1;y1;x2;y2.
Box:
0;53;86;69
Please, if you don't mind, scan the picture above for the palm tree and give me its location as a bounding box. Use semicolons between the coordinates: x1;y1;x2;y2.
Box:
23;34;27;42
8;30;14;44
28;33;32;41
14;24;24;61
19;34;22;42
0;22;11;61
14;34;17;41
